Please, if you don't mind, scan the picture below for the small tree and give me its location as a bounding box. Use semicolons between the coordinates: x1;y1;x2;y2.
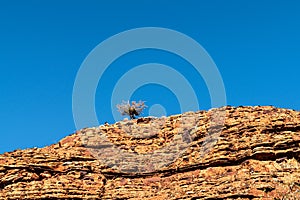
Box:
117;100;147;119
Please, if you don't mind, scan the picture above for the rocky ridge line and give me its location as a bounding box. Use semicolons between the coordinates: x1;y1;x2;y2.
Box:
0;106;300;199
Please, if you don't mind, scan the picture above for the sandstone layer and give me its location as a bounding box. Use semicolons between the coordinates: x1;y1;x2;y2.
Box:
0;106;300;199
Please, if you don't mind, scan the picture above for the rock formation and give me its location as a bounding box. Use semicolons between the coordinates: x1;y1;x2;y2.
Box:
0;106;300;199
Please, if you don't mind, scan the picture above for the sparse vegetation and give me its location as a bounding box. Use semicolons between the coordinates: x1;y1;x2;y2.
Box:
117;100;147;119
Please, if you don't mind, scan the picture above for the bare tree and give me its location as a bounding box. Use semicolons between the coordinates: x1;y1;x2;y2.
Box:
117;100;147;119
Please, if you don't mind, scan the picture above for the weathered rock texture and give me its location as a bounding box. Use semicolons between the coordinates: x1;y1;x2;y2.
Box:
1;106;300;199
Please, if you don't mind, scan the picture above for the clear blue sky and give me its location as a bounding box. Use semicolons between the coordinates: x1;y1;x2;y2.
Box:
1;1;299;153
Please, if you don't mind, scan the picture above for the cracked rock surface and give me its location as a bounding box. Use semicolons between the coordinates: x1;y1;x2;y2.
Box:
0;106;300;199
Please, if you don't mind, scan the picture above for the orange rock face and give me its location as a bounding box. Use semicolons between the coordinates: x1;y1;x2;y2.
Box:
0;106;300;199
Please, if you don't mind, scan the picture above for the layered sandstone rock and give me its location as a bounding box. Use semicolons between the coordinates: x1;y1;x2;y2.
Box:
0;106;300;199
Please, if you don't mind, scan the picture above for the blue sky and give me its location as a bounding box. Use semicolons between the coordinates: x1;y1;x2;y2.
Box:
0;1;299;153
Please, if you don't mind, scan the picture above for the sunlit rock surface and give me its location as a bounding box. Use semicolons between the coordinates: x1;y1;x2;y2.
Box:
0;106;300;199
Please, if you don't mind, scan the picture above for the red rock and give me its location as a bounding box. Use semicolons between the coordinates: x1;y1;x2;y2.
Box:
0;106;300;199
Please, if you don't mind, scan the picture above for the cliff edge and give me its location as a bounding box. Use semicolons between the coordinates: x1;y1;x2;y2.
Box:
0;106;300;199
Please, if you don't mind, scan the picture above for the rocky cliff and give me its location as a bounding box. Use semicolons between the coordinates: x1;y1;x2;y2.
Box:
0;106;300;199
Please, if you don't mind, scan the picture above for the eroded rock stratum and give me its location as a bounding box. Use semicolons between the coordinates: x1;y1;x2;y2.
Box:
0;106;300;199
